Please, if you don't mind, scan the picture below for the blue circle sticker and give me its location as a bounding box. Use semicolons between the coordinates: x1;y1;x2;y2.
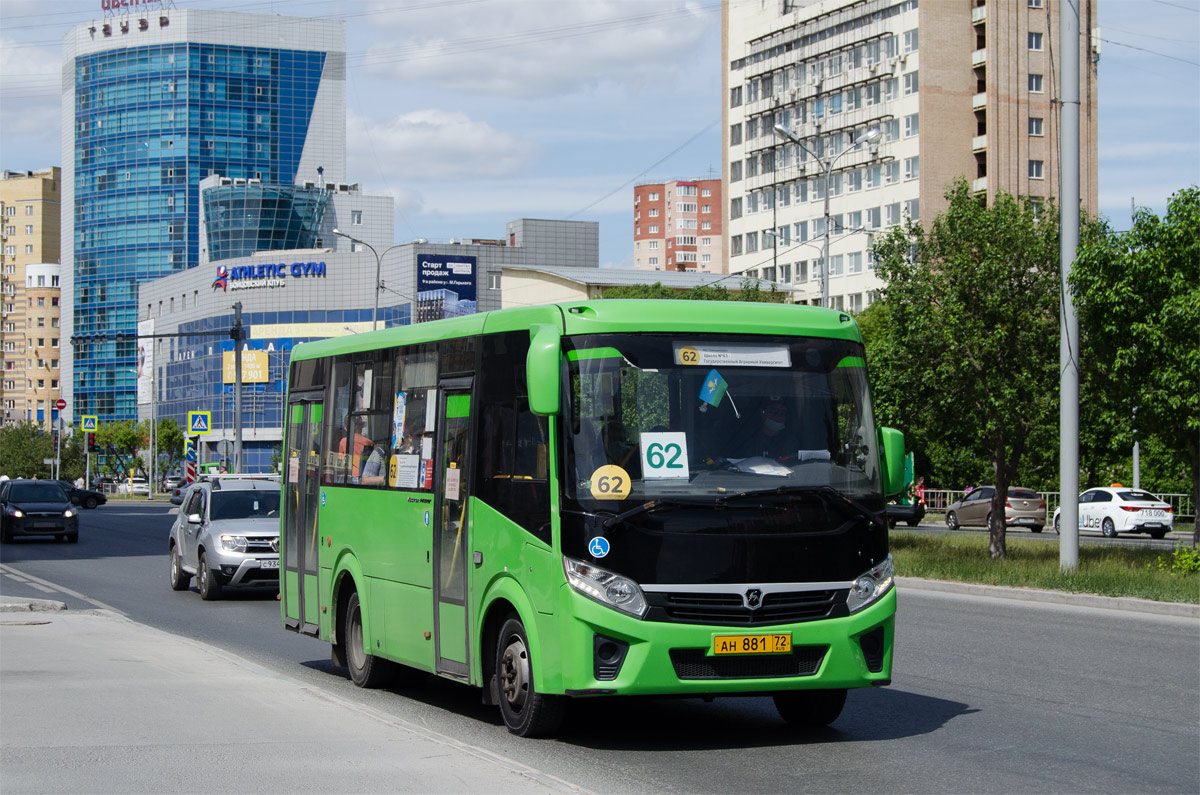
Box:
321;491;326;507
424;510;431;527
588;536;611;558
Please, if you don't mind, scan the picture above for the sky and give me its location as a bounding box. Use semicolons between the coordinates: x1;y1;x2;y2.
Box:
1;0;1196;267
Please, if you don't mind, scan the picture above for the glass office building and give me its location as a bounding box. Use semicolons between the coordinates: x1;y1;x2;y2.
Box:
62;9;346;421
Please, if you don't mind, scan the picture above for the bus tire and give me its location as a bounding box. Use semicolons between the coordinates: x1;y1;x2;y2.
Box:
773;688;847;728
496;616;565;737
344;590;392;688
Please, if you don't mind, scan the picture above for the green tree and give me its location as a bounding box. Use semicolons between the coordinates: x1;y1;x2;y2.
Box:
1071;186;1200;541
871;179;1061;558
154;418;186;480
601;280;786;302
0;422;57;479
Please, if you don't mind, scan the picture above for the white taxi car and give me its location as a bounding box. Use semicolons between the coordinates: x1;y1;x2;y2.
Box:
1053;486;1174;539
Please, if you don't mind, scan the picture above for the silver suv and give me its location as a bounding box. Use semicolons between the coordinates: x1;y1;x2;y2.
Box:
168;476;281;600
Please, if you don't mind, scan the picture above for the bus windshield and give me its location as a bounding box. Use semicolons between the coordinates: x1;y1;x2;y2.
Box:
564;333;882;511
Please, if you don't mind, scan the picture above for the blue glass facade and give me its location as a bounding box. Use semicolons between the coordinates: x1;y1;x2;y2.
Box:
72;42;327;421
203;183;330;262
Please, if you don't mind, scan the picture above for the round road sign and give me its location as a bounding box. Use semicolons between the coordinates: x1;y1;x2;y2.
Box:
55;398;67;410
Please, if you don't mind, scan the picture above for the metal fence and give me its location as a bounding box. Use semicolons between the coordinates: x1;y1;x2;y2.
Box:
924;489;1195;523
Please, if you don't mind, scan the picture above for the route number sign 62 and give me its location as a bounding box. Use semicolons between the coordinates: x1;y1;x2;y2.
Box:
640;432;690;480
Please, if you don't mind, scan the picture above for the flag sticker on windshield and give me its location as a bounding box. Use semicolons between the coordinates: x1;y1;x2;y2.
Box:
699;369;728;407
673;342;791;368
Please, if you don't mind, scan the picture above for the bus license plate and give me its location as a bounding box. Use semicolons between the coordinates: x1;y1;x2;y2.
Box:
713;634;792;655
260;559;280;569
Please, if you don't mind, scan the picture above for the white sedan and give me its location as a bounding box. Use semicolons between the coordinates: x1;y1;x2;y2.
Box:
1053;486;1174;539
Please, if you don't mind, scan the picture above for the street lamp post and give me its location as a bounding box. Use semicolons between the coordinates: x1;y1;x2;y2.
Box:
332;229;405;331
774;124;880;308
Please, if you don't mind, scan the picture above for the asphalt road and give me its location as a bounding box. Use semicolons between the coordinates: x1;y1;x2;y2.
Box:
2;503;1198;794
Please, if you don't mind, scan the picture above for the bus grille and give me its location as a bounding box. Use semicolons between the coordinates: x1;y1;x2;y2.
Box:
669;646;827;680
648;589;843;626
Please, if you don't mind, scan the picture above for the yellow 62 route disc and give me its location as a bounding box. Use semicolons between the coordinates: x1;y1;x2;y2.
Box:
589;465;631;500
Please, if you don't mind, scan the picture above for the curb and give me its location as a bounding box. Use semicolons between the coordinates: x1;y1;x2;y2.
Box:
0;596;68;613
897;576;1199;618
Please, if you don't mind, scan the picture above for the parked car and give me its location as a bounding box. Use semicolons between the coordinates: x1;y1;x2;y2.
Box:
56;480;108;510
168;476;282;600
0;479;79;543
169;484;188;505
162;475;184;492
1052;486;1174;539
116;477;150;496
886;499;926;528
946;486;1046;533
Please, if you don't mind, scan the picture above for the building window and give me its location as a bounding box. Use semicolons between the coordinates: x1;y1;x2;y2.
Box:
906;199;920;221
648;192;659;201
648;225;659;234
903;71;919;96
1029;117;1044;136
730;124;742;146
1029;74;1044;93
848;252;863;274
1029;32;1043;51
701;188;711;197
903;29;918;53
25;225;33;234
730;86;742;108
829;255;844;277
649;208;659;217
886;203;902;226
24;206;33;216
701;254;711;264
1029;0;1043;6
25;245;33;254
905;156;920;180
746;231;758;253
351;210;363;225
730;197;742;220
904;113;919;138
731;235;743;256
487;272;501;290
649;241;659;249
885;162;900;184
701;237;712;246
1029;160;1045;179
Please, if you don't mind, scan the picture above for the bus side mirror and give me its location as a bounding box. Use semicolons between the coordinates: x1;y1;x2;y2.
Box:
527;324;562;416
878;426;905;497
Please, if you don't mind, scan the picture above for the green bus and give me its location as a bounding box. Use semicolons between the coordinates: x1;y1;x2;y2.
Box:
280;300;904;736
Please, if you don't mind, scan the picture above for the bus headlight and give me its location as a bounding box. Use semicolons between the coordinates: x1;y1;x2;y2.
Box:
564;557;647;618
220;534;248;552
846;555;894;613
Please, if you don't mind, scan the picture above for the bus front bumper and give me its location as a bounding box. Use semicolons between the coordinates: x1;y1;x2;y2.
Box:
547;585;896;697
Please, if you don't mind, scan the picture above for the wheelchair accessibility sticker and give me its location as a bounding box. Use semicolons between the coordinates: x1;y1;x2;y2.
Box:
588;536;611;558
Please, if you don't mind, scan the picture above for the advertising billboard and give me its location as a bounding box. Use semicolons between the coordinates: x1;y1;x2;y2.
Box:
416;254;478;321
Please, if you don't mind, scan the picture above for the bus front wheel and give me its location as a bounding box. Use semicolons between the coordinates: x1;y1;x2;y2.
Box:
773;688;847;729
496;616;565;737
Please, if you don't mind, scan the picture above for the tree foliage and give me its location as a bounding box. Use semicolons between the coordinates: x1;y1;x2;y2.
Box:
870;179;1061;558
601;280;786;302
1070;186;1200;537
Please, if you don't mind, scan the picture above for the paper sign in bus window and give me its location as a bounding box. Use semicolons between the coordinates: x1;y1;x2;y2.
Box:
640;432;690;479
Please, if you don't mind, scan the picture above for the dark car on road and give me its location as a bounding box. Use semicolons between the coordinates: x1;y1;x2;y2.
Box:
57;480;108;510
0;479;80;543
886;499;926;528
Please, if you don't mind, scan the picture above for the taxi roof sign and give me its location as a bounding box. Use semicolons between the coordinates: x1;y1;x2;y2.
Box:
188;411;212;435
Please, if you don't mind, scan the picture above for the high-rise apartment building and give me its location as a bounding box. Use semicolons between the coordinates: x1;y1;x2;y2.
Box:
633;178;725;272
62;8;346;421
0;168;62;429
723;0;1098;310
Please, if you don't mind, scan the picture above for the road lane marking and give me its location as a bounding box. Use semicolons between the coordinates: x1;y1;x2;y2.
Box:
0;563;124;614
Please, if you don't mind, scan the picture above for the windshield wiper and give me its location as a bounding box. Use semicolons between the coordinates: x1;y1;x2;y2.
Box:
599;498;711;530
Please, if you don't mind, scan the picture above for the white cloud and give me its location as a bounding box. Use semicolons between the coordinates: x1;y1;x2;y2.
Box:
360;0;711;97
347;108;538;181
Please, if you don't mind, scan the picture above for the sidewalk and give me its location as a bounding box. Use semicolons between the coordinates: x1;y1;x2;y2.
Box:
0;598;584;794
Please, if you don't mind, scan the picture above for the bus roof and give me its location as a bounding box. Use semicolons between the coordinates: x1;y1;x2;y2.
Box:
287;300;863;363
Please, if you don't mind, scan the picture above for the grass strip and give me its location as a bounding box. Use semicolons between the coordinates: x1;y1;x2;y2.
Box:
891;533;1200;604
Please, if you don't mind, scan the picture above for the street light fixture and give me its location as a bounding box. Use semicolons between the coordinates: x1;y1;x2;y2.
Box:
332;229;406;331
774;124;881;308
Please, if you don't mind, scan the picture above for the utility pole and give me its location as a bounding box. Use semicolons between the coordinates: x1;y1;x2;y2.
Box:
232;301;244;473
1058;0;1081;571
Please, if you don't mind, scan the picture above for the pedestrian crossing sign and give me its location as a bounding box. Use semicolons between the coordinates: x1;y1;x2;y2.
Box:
188;411;212;435
81;415;98;432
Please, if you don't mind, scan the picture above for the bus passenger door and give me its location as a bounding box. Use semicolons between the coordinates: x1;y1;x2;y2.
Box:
283;398;322;636
433;377;473;678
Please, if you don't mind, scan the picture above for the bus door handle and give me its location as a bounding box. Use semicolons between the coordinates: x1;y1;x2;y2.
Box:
472;551;483;565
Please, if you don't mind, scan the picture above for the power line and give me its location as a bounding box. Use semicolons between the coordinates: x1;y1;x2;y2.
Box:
1099;37;1200;66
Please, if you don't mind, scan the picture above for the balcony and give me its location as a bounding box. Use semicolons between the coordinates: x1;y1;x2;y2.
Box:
972;5;986;24
972;134;987;151
971;49;987;66
973;92;987;109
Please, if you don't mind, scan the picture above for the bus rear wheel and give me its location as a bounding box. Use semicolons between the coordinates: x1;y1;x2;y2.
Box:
496;616;565;737
773;688;847;729
345;590;391;688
